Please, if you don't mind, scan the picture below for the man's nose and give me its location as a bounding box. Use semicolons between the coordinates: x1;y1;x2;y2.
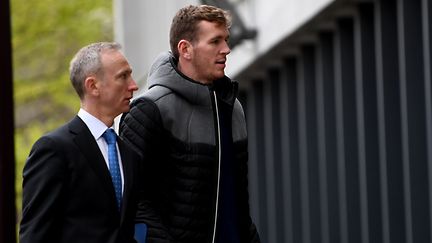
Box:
130;78;138;91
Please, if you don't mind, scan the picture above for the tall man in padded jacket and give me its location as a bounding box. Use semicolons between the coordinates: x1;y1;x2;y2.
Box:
120;4;261;243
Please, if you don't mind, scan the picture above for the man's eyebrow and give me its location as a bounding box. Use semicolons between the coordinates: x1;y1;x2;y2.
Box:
115;68;132;77
211;34;229;40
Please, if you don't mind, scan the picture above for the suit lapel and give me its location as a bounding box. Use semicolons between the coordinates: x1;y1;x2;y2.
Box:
68;116;118;211
118;138;134;222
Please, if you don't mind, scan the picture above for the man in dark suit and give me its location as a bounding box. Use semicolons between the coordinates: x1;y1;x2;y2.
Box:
19;42;140;243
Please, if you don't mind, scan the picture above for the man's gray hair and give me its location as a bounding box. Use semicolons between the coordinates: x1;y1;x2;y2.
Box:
69;42;121;99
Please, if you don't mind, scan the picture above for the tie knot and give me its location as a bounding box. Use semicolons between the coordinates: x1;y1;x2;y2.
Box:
103;128;117;145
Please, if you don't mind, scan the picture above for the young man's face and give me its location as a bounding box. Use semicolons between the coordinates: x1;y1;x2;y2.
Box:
98;50;138;118
189;20;231;84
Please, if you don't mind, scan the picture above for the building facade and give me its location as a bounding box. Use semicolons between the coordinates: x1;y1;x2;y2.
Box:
115;0;432;242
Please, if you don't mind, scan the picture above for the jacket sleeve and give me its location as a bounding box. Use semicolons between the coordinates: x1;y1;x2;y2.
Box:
20;136;66;243
120;97;172;242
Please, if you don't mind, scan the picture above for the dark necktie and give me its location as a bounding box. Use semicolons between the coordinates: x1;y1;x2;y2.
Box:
102;128;122;211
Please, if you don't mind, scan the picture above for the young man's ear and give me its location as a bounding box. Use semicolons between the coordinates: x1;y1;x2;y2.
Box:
84;76;100;96
178;40;192;60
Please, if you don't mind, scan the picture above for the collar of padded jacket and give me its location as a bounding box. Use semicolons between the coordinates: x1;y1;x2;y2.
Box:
147;51;239;107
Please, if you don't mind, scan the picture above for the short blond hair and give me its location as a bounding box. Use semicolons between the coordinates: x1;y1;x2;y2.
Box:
169;5;231;60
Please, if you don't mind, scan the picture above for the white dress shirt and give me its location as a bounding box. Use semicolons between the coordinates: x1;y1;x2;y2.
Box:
77;108;124;194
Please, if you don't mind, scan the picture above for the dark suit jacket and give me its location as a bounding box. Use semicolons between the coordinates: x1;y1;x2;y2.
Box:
20;116;142;243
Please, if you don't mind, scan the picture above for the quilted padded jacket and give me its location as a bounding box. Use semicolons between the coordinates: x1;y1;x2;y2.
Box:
120;52;260;243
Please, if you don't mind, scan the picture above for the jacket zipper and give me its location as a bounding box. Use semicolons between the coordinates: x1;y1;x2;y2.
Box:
211;90;221;243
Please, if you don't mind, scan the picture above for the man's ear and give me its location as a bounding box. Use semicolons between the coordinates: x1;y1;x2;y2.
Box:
178;39;192;60
84;76;99;97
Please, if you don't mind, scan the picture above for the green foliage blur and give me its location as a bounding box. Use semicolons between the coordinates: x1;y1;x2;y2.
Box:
12;0;113;223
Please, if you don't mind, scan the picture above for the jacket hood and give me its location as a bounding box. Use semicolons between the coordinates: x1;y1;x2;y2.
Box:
147;51;238;106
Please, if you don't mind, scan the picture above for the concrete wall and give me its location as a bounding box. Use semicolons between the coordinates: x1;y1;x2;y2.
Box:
114;0;199;87
114;0;334;87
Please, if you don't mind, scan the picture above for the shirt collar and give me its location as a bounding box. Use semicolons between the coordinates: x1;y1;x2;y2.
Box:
77;108;111;140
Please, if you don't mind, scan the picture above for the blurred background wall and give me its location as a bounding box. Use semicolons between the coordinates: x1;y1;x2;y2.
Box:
115;0;432;243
